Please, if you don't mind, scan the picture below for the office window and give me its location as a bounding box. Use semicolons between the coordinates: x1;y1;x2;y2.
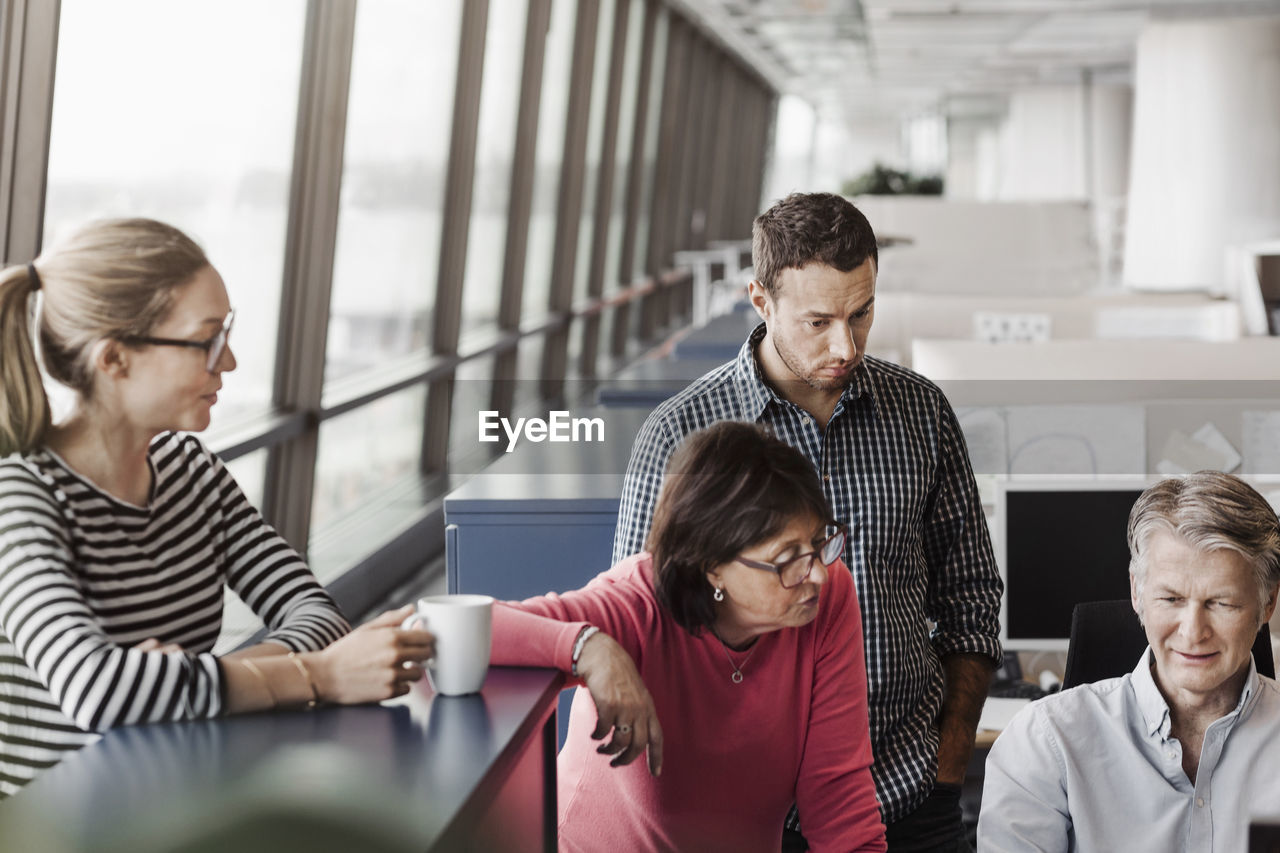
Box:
311;385;427;558
523;0;576;323
214;447;269;651
765;95;818;203
632;7;669;280
450;355;500;469
44;0;306;425
326;0;464;382
224;449;268;512
605;0;647;294
511;335;547;416
568;317;589;382
461;0;530;340
573;0;618;305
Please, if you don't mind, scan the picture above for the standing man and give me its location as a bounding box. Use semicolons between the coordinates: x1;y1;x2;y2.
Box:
613;192;1002;851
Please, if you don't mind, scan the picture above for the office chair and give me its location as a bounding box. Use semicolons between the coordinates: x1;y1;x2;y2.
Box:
1062;599;1275;690
1251;821;1280;853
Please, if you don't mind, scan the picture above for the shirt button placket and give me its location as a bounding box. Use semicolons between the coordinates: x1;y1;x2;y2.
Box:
1189;791;1211;851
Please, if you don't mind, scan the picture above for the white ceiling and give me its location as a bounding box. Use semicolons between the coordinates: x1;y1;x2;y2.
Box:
674;0;1280;122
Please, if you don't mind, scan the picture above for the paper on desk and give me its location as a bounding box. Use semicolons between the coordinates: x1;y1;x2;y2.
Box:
1243;411;1280;476
979;697;1031;732
1005;405;1145;476
956;407;1008;477
1156;422;1241;475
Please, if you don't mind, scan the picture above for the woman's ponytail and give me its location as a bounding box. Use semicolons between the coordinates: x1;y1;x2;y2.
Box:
0;263;51;456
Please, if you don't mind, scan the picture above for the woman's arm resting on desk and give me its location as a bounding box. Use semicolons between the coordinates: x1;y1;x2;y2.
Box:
221;605;435;712
492;597;663;776
220;641;293;660
575;631;663;776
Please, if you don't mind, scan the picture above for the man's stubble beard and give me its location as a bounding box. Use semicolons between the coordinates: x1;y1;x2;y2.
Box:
770;335;858;393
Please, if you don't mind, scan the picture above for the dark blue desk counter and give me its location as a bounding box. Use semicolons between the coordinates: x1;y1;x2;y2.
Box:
594;357;726;408
670;312;757;360
1;667;564;853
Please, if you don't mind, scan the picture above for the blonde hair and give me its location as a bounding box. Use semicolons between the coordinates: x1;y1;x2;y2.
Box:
0;218;209;456
1128;471;1280;627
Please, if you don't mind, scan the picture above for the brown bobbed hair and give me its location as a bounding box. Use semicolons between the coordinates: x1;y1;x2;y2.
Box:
646;422;835;633
752;192;878;297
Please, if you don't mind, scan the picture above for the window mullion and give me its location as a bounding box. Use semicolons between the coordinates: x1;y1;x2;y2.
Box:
264;0;358;554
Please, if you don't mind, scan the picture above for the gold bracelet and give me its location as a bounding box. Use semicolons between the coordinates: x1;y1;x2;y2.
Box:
240;658;276;709
287;652;320;710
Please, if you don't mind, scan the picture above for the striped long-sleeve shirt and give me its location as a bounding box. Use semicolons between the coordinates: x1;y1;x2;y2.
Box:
0;431;350;799
612;323;1003;824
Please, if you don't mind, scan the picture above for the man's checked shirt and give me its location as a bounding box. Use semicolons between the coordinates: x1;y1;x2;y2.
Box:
612;323;1003;823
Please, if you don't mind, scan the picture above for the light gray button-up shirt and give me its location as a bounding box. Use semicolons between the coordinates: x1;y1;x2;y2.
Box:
978;648;1280;852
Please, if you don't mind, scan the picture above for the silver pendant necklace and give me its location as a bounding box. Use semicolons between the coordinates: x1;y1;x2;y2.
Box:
712;629;758;684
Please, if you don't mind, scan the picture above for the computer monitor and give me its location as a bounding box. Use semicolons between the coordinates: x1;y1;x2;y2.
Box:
1250;820;1280;853
996;478;1150;650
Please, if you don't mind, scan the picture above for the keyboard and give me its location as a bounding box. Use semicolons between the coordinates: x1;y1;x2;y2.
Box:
989;679;1048;700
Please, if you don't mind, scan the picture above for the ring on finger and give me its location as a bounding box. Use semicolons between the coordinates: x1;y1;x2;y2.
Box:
616;723;632;734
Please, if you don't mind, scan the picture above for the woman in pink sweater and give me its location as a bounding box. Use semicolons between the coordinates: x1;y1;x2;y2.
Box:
492;422;887;852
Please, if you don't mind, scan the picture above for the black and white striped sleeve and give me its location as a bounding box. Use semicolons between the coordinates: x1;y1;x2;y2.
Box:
204;447;350;651
0;464;223;732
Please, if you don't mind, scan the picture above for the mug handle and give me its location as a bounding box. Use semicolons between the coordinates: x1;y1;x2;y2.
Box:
400;614;427;631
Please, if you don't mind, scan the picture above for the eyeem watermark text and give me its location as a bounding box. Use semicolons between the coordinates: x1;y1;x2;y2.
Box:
479;410;605;452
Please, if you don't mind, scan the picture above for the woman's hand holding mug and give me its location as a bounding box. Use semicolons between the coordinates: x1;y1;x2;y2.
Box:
312;605;436;704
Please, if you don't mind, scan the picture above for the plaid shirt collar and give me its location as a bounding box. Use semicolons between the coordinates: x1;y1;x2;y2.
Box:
733;321;882;422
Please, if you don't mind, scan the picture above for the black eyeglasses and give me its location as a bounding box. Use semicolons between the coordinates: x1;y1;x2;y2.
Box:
119;309;234;373
736;525;846;589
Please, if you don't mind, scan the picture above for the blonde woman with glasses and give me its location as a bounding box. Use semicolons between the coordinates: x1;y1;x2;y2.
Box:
0;219;435;799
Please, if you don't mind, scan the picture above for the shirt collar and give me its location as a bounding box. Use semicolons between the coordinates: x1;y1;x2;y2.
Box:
734;321;880;421
732;323;774;420
1132;648;1173;738
1131;646;1262;738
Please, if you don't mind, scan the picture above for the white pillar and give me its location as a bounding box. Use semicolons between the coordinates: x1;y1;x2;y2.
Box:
1087;83;1133;204
1087;82;1133;288
1124;17;1280;293
994;86;1089;200
947;114;1006;200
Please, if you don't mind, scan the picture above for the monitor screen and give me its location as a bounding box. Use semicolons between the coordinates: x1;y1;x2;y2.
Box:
997;479;1148;649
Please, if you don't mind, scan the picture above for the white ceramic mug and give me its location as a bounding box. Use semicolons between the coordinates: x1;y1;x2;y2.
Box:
401;594;494;696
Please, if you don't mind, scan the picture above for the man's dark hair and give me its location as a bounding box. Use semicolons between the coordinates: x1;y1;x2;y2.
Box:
646;421;835;633
752;192;878;296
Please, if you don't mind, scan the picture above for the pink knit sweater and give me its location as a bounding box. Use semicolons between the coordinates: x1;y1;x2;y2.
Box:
491;552;886;853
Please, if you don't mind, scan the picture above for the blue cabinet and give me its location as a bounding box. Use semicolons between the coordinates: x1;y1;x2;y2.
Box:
445;408;651;746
